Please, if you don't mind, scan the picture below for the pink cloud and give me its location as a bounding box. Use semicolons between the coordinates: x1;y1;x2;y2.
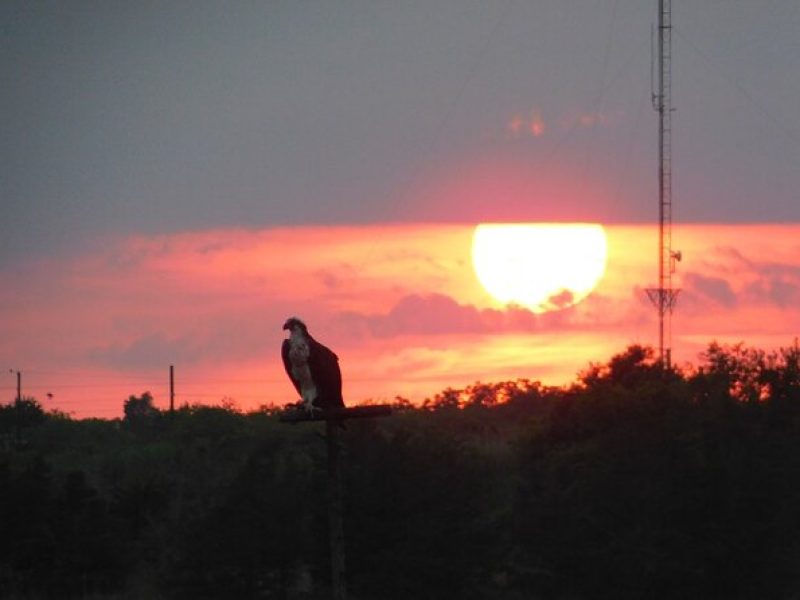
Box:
679;242;800;312
682;273;738;309
507;107;546;138
338;293;538;337
4;223;800;417
335;290;645;341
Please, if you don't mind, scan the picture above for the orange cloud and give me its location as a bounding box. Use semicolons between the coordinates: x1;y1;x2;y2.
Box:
507;107;546;138
506;107;614;140
3;224;800;417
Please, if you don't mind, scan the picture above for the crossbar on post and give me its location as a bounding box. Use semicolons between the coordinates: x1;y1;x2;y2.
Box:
279;404;392;423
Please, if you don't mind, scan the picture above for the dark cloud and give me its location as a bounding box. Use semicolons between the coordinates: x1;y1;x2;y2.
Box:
681;247;800;312
4;2;798;265
317;269;343;291
547;289;575;310
744;276;800;308
336;293;579;338
88;332;202;371
337;294;522;337
334;289;653;341
759;260;800;281
87;312;275;370
683;273;738;308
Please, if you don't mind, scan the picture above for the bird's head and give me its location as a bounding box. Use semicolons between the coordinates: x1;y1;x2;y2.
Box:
282;317;308;335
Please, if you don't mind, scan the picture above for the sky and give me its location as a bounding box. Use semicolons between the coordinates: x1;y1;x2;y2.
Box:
2;2;800;417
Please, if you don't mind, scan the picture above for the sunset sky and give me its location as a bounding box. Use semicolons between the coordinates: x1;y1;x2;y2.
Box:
2;2;799;417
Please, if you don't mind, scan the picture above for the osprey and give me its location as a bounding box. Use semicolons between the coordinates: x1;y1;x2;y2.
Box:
282;317;344;414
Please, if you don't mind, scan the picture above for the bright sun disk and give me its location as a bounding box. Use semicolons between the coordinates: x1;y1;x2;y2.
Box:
471;223;608;313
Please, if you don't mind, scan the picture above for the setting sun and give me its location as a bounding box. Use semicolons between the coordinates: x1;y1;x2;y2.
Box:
471;223;608;312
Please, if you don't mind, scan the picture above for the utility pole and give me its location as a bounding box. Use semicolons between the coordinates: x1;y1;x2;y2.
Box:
281;405;391;600
326;420;346;600
169;365;175;414
8;369;21;402
9;369;21;447
646;0;681;367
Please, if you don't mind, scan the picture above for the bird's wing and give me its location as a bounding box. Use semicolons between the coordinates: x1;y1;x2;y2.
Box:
281;339;303;396
308;337;344;408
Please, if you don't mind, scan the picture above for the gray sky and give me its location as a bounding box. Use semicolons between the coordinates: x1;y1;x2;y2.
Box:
2;1;799;262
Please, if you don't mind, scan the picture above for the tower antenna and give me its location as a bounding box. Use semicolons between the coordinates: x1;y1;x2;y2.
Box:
646;0;681;367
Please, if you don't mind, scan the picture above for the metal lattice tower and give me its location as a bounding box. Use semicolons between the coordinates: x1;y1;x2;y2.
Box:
646;0;681;367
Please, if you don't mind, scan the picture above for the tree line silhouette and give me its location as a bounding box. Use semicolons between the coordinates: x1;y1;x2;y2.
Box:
2;341;800;599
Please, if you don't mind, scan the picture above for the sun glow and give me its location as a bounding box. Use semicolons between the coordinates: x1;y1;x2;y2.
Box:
471;223;608;313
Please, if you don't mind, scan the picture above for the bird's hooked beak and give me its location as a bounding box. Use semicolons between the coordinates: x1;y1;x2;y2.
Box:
283;317;306;334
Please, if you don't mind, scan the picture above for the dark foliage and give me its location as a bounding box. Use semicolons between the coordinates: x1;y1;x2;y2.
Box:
2;342;800;598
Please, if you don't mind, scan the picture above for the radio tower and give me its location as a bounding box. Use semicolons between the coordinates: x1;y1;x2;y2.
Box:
646;0;681;367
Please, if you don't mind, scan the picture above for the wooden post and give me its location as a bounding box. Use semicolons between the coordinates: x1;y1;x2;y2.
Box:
12;370;21;447
169;365;175;414
327;420;346;600
279;404;391;600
